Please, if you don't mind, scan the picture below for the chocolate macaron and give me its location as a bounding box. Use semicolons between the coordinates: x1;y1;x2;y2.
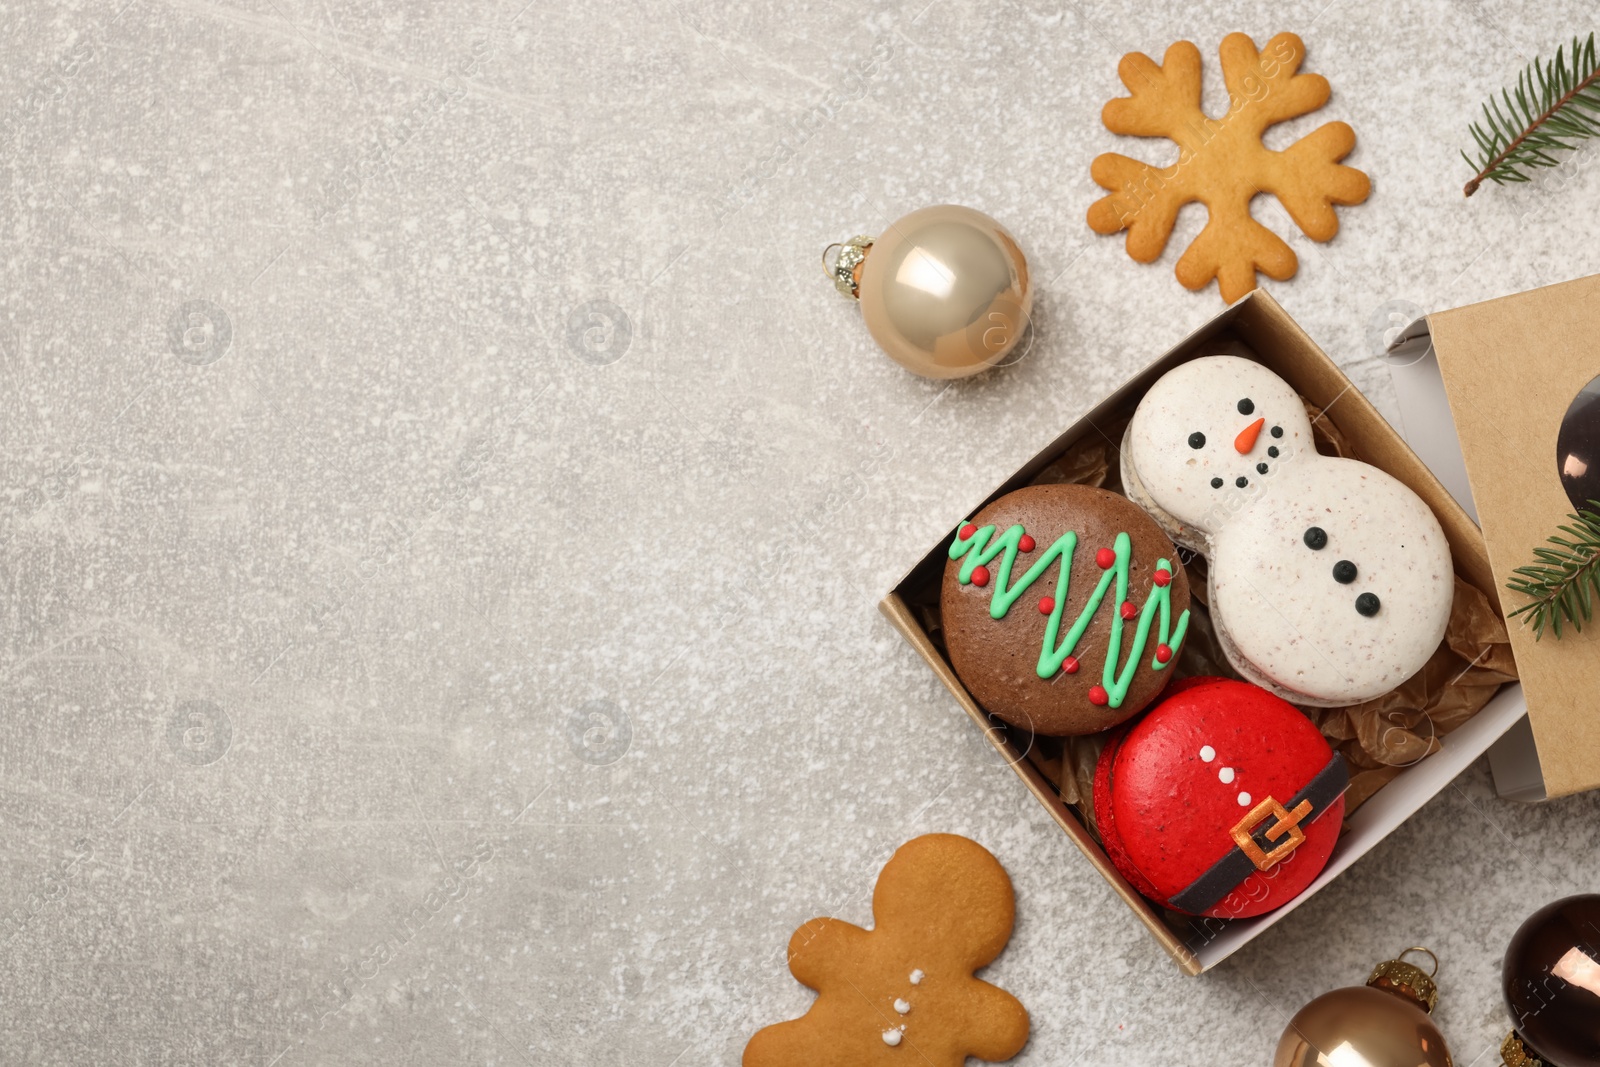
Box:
941;483;1191;736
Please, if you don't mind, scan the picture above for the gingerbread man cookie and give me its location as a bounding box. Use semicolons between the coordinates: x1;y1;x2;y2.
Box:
744;834;1029;1067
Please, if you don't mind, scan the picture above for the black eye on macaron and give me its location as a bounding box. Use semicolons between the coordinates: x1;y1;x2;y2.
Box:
1188;431;1206;449
1237;398;1255;415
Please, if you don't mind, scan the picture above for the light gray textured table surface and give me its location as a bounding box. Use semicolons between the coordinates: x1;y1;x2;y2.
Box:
3;0;1599;1063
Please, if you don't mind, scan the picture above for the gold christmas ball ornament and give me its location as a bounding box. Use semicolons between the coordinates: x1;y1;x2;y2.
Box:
825;204;1032;379
1274;948;1454;1067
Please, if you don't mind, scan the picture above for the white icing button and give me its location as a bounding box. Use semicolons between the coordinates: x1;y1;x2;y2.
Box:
1238;791;1252;806
1199;746;1216;762
1219;767;1235;784
882;1028;902;1047
909;969;924;985
894;999;911;1014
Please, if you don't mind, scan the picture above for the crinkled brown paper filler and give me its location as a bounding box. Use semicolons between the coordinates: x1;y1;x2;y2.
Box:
1016;399;1517;825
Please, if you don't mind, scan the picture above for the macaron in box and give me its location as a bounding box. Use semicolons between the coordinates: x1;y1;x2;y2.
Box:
1094;677;1347;919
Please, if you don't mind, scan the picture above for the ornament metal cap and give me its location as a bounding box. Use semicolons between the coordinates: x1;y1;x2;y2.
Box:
1367;947;1440;1014
823;235;874;298
1501;1031;1544;1067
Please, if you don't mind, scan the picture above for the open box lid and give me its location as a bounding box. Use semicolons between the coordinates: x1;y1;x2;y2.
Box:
1386;273;1600;799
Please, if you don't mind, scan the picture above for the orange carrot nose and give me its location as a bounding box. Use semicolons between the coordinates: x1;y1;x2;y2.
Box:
1234;417;1266;454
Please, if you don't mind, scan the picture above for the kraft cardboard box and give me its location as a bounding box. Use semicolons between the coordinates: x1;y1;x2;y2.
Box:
880;289;1524;974
1386;273;1600;802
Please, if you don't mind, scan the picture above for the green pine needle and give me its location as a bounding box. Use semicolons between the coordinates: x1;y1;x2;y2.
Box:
1506;499;1600;640
1462;32;1600;197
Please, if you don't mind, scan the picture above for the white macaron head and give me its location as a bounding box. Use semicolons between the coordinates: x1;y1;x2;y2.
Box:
1125;356;1315;548
1209;457;1454;706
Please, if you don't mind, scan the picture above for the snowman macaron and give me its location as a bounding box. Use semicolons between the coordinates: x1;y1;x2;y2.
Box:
1122;356;1453;707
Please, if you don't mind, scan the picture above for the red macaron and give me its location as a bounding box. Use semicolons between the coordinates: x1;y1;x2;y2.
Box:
1094;677;1347;919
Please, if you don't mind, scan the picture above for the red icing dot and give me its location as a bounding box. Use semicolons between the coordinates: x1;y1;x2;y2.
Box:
1087;684;1109;706
970;565;990;587
1120;601;1137;620
1095;547;1116;569
1062;656;1079;674
959;523;977;540
1155;644;1173;664
1018;534;1036;552
1153;568;1172;587
1038;596;1055;615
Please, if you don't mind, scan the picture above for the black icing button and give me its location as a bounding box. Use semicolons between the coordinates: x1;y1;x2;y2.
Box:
1256;462;1269;474
1235;476;1248;488
1268;446;1279;458
1332;560;1358;584
1304;526;1327;550
1211;477;1224;488
1270;425;1284;438
1355;592;1381;616
1237;398;1255;415
1188;431;1206;449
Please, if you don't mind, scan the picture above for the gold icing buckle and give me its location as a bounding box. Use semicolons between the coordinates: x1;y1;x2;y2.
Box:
1230;795;1313;871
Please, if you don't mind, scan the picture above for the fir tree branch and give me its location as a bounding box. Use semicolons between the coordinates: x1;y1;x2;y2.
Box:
1462;33;1600;197
1505;500;1600;640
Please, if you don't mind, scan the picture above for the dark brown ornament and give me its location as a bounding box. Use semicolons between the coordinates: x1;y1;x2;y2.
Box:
1558;375;1600;513
1502;895;1600;1067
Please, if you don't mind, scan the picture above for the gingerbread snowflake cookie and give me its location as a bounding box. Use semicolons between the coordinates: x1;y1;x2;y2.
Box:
1087;32;1370;303
744;834;1028;1067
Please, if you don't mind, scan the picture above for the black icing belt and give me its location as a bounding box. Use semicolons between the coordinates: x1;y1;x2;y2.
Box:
1166;755;1349;916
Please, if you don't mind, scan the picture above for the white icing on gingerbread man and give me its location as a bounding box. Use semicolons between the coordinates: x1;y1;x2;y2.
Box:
1124;356;1453;706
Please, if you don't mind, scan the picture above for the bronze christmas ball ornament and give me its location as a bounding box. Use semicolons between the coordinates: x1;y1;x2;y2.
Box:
1501;895;1600;1067
1274;949;1453;1067
826;204;1032;379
